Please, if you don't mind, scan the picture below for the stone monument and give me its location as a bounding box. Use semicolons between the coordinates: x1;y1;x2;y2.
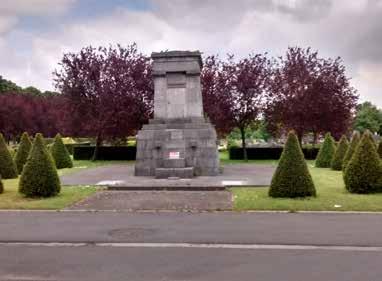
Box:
134;50;220;178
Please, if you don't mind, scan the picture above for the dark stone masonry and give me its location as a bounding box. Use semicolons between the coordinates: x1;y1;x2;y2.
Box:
134;51;220;178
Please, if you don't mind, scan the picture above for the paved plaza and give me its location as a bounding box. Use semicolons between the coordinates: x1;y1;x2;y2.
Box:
61;163;276;188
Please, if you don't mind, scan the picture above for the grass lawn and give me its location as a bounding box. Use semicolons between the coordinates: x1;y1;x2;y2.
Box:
232;165;382;212
0;160;119;210
0;179;97;210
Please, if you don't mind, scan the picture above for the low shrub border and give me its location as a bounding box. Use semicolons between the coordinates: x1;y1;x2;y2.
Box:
228;147;319;160
73;146;137;160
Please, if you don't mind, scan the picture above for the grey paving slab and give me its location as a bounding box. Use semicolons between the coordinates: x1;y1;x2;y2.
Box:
61;163;275;187
67;190;233;211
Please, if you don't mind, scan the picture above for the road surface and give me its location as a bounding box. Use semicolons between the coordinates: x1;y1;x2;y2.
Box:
0;211;381;281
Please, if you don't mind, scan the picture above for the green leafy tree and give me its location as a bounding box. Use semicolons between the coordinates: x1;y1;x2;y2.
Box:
315;133;336;168
14;132;32;174
344;131;382;193
342;131;361;169
50;134;73;169
0;133;17;179
0;75;22;93
23;86;42;96
331;135;349;171
269;131;316;198
353;102;382;134
19;133;60;197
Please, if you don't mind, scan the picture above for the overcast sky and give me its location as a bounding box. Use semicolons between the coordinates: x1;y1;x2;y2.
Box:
0;0;381;106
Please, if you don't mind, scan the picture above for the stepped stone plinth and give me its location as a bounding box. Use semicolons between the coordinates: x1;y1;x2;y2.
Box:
134;51;220;178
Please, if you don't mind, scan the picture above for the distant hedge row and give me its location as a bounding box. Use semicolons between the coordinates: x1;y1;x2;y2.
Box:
229;147;319;160
73;146;136;160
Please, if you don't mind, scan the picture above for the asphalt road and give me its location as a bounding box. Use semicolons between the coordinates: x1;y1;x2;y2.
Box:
1;211;382;281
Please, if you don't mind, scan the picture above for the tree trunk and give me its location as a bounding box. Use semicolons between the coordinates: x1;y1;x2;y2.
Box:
312;132;318;148
92;134;102;161
240;127;248;162
296;131;303;146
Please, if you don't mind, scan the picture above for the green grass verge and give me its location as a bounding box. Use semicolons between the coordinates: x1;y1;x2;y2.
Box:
0;159;120;210
0;178;97;210
231;166;382;212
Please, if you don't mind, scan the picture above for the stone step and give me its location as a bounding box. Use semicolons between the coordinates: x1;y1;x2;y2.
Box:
155;167;194;179
107;185;226;191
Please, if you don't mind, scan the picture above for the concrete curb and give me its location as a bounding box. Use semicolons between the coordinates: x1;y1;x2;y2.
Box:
1;209;382;214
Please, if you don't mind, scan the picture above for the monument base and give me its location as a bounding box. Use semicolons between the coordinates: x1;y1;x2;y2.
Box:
135;118;220;178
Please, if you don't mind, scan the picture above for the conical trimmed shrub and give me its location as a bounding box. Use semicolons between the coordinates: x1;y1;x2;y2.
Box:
342;131;361;170
0;133;18;179
315;133;336;168
19;133;60;197
51;134;73;169
378;140;382;158
14;132;32;174
0;177;3;194
331;135;349;171
343;131;381;194
269;131;316;198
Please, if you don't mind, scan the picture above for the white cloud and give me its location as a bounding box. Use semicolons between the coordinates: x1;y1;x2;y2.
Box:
0;0;76;16
0;0;381;108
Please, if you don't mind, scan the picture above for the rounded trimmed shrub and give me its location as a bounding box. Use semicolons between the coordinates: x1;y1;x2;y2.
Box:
0;133;18;179
269;131;316;198
378;140;382;158
331;135;349;171
343;131;381;194
51;134;73;169
315;132;336;168
14;132;32;174
19;133;61;197
342;131;361;170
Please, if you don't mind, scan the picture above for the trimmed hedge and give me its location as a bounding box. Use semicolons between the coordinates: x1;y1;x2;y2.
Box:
331;135;349;171
0;133;18;179
51;134;73;169
19;133;61;197
14;132;32;174
269;131;316;198
0;177;3;194
342;131;361;170
378;140;382;158
73;146;137;160
343;131;382;194
229;147;319;160
315;133;336;168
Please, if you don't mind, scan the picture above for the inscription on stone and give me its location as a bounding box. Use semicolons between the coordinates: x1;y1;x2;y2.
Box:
167;72;186;88
169;151;180;159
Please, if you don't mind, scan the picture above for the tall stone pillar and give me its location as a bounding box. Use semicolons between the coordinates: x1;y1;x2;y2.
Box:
134;51;220;178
